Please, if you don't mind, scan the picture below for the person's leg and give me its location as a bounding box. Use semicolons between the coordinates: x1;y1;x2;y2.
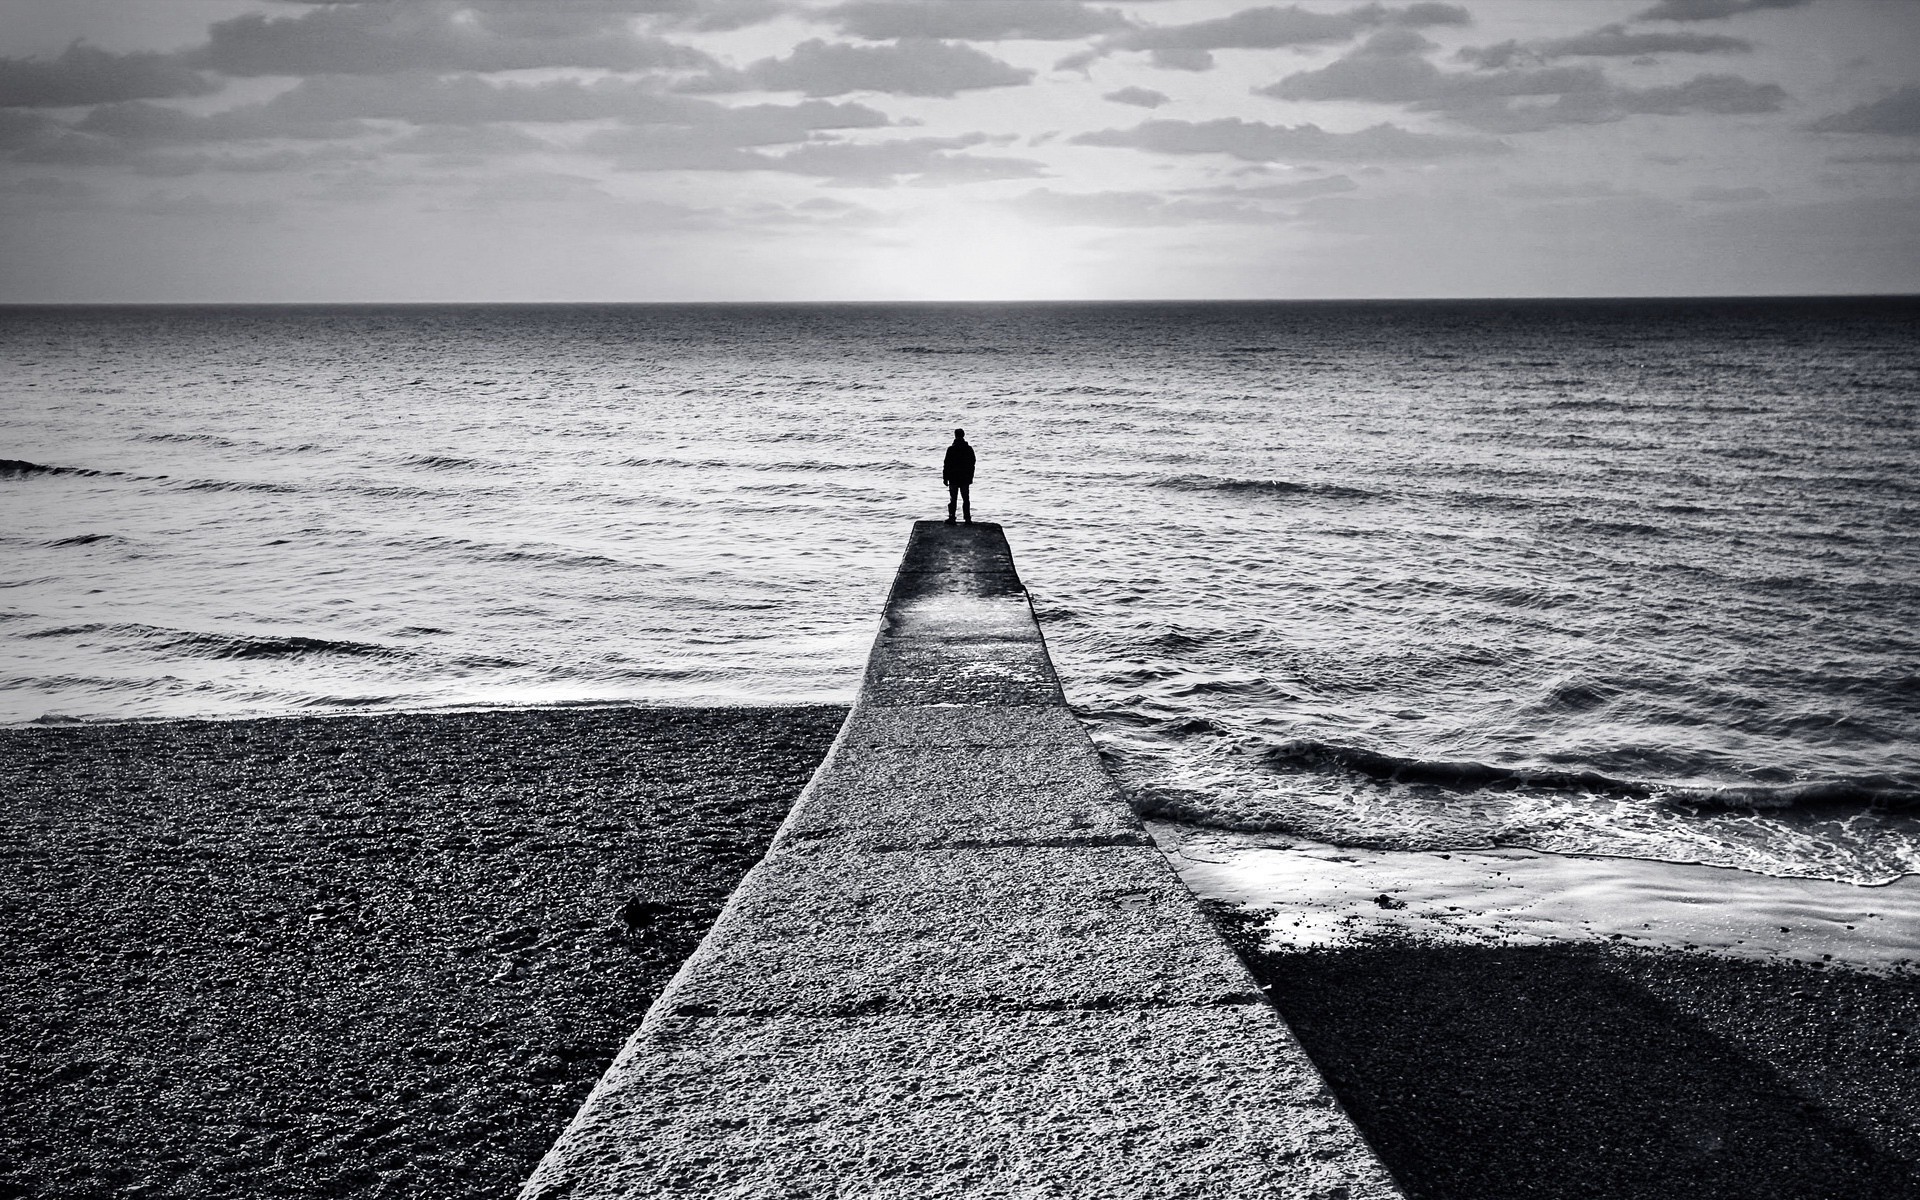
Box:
946;485;958;522
960;484;971;523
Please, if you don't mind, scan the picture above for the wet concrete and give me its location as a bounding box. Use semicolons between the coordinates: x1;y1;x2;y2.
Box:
520;521;1404;1199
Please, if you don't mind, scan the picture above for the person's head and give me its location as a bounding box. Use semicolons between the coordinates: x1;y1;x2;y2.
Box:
954;427;966;440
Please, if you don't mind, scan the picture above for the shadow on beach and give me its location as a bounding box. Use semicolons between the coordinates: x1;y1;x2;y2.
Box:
1208;904;1920;1199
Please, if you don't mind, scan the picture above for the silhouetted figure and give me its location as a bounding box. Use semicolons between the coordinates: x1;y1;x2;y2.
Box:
943;428;974;524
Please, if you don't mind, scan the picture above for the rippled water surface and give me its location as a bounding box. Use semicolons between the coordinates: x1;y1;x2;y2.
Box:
4;300;1916;883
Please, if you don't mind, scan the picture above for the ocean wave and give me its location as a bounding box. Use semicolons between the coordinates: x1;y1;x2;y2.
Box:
401;453;485;470
46;533;117;547
1666;778;1918;811
892;345;1029;355
1555;518;1669;537
174;479;301;494
142;432;237;447
1154;474;1376;500
348;484;449;500
17;622;110;639
1041;385;1148;397
493;547;621;567
1;459;106;479
161;631;402;661
1253;736;1917;812
620;455;731;469
1541;397;1630;410
619;456;917;475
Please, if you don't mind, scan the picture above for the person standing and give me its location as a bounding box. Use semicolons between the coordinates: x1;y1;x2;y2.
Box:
942;428;974;524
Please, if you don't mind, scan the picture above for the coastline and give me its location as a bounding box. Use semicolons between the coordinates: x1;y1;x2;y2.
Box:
3;702;1914;1198
0;704;845;1200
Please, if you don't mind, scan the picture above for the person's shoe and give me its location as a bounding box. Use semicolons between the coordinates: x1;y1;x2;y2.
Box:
945;516;955;524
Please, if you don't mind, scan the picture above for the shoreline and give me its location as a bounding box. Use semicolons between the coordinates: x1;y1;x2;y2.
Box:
6;694;860;730
1153;823;1920;975
4;703;1915;1197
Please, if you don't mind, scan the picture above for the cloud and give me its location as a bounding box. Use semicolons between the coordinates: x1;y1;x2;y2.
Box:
441;171;691;220
101;79;888;143
385;124;555;158
0;42;219;108
733;195;895;228
1635;0;1808;20
823;1;1128;42
1263;32;1597;106
195;2;715;76
142;146;380;176
0;108;59;150
683;38;1033;97
1262;31;1785;130
1497;179;1631;200
0;175;101;214
9;100;370;168
1614;73;1785;116
1809;86;1920;137
0;176;280;219
670;98;894;145
1071;117;1505;162
1004;186;1279;226
587;125;1045;183
1068;3;1470;73
769;134;1047;184
1458;25;1750;68
1104;86;1170;108
633;0;790;34
72;99;366;144
1221;174;1361;199
15;76;891;180
576;98;898;171
259;73;723;125
264;0;790;34
127;190;279;222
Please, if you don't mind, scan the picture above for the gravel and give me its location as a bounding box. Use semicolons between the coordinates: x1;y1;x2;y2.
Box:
0;705;845;1200
12;703;1910;1199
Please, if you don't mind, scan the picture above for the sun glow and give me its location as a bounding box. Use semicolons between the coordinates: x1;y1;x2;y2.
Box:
855;208;1086;302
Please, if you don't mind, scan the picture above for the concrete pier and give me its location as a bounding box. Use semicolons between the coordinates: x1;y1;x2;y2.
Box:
520;521;1402;1200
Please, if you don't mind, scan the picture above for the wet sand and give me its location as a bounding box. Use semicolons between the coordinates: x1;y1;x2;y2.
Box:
0;705;845;1200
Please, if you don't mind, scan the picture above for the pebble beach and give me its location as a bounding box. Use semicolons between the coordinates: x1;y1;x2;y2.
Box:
4;702;1916;1199
0;705;844;1199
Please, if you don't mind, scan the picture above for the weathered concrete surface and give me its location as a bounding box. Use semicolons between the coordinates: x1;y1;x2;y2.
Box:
775;742;1146;850
653;845;1260;1017
522;521;1403;1200
528;1009;1384;1200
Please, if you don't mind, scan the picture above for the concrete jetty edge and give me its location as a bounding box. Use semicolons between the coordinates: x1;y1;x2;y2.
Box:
519;520;1405;1199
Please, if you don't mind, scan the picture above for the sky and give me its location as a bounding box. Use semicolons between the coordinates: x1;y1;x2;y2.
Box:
0;0;1914;301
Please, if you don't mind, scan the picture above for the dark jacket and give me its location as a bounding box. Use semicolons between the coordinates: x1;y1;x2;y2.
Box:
942;439;975;487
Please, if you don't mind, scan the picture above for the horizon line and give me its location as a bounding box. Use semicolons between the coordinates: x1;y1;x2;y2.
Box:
2;292;1916;308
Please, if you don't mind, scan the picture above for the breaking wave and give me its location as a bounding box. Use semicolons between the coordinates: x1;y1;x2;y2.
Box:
1253;737;1918;812
161;631;402;661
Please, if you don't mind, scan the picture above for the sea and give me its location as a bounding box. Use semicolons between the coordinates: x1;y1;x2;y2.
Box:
5;299;1917;961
